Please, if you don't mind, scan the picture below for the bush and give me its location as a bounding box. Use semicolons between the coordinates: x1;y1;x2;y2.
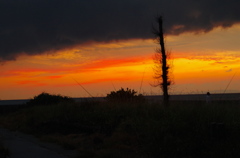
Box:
27;92;75;106
106;88;145;103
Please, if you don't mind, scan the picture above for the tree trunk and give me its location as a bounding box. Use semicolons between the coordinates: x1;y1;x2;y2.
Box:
158;17;169;106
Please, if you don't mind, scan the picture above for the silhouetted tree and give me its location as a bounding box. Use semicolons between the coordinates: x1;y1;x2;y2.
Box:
106;88;145;103
152;16;171;106
27;92;75;106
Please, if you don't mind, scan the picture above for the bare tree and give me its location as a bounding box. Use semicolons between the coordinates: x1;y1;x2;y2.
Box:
152;16;171;106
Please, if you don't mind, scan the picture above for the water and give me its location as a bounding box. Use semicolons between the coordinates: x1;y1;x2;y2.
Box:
0;93;239;106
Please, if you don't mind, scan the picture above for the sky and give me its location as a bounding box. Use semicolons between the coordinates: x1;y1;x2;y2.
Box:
0;0;240;100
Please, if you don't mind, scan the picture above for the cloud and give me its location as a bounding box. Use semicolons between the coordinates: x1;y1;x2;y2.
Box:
0;0;240;61
226;69;232;72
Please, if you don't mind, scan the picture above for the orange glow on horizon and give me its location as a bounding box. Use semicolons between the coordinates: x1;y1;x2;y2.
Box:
1;25;240;99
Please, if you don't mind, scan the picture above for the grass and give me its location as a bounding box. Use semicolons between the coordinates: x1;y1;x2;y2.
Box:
0;144;9;158
0;99;240;157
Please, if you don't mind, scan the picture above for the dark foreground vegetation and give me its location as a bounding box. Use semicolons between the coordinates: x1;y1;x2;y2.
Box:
0;144;9;158
0;92;240;158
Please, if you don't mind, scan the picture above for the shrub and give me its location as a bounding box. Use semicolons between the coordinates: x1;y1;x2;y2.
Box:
106;88;145;103
27;92;75;106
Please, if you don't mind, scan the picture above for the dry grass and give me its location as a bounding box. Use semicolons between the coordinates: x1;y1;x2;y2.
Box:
0;100;240;157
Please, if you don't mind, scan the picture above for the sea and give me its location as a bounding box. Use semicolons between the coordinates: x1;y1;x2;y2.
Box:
0;93;240;106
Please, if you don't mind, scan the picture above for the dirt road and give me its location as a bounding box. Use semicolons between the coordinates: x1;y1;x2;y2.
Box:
0;128;78;158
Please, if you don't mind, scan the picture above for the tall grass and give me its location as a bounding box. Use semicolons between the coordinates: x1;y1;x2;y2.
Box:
0;100;240;157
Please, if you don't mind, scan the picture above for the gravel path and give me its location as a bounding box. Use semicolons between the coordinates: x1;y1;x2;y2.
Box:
0;128;78;158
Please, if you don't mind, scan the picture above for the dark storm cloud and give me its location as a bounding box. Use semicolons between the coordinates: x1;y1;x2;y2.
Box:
0;0;240;61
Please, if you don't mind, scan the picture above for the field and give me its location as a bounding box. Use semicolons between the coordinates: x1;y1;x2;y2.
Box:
0;96;240;158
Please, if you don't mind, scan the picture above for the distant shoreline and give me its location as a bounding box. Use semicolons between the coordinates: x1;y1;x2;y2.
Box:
1;93;239;106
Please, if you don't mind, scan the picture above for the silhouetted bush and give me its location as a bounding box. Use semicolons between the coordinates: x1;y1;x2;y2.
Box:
27;92;75;106
106;88;145;103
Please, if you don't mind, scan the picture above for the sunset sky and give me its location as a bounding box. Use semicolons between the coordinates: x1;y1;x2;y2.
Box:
1;0;240;100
